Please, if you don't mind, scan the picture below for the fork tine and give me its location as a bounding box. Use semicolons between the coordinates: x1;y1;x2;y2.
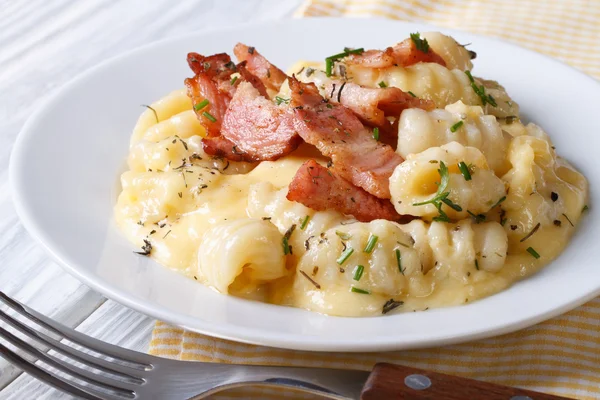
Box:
0;292;153;367
0;326;135;398
0;308;144;384
0;342;104;400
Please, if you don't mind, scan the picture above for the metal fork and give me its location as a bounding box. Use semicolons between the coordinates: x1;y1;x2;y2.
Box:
0;291;369;399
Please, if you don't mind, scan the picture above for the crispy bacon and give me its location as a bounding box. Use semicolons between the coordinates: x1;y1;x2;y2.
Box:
324;79;434;145
287;160;401;222
233;43;288;93
185;53;238;136
346;38;446;68
220;81;301;161
289;77;402;199
201;136;259;162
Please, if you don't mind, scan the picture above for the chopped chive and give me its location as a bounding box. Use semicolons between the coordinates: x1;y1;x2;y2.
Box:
408;91;417;97
352;265;365;281
458;161;472;181
364;234;379;253
372;127;380;141
582;205;589;213
202;111;217;122
300;215;310;230
526;247;540;259
335;230;352;240
396;249;404;275
325;58;333;77
336;247;354;265
378;81;387;88
344;47;364;55
465;70;497;107
450;120;464;133
350;286;371;294
490;196;506;209
475;259;480;270
441;197;462;212
230;75;238;86
275;96;290;105
325;48;364;77
520;222;541;243
194;99;210;111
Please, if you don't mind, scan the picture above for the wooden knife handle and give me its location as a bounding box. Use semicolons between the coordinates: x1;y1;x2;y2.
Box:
361;363;569;400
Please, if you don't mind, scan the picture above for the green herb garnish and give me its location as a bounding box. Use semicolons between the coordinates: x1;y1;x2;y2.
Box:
465;70;497;107
582;205;589;213
230;76;238;86
336;247;354;265
299;270;321;289
520;222;540;243
396;249;404;275
141;105;159;123
202;111;217;122
458;161;472;181
364;234;379;253
475;259;480;270
490;196;506;209
526;247;540;259
408;91;417;97
275;96;290;106
282;224;296;255
353;265;365;281
467;210;486;223
413;161;449;207
325;48;365;76
378;81;387;88
372;127;380;141
335;230;352;240
300;215;310;230
441;197;462;212
450;120;464;133
194;99;209;111
410;32;429;53
350;286;371;294
382;299;403;314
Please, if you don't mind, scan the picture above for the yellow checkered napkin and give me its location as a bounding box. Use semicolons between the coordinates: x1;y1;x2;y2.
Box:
150;1;600;399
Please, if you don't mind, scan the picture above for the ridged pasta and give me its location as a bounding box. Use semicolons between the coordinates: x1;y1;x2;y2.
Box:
291;220;423;316
131;89;201;145
390;142;507;220
198;219;287;295
397;101;510;175
346;63;518;118
422;32;473;71
501;135;588;258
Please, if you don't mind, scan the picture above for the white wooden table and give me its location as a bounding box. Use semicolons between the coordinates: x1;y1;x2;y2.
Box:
0;1;303;397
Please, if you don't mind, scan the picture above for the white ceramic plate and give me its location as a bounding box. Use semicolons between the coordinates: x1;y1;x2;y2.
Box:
10;18;600;352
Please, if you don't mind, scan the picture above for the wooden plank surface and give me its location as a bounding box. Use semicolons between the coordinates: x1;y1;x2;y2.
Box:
0;0;302;397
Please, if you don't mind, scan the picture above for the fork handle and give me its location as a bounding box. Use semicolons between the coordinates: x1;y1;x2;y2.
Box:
361;363;569;399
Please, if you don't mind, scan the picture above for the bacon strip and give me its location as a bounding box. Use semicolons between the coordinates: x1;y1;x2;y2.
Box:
287;160;401;222
234;43;288;93
219;81;301;161
201;136;259;162
289;77;402;199
345;38;446;69
185;53;237;137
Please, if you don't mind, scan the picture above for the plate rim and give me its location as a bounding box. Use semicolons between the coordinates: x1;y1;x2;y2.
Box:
9;17;600;352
